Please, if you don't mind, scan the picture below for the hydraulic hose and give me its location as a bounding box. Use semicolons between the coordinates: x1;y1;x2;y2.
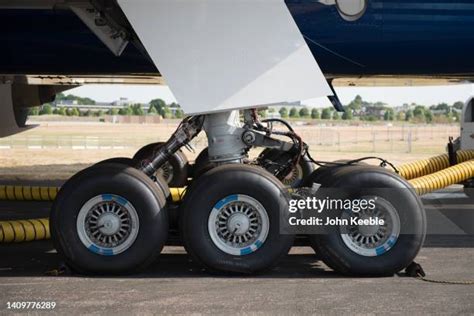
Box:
398;150;474;180
0;218;50;243
408;160;474;196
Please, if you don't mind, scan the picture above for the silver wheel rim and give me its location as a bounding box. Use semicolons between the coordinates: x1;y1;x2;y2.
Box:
77;194;139;256
340;197;400;257
156;161;174;183
282;164;303;187
208;194;269;256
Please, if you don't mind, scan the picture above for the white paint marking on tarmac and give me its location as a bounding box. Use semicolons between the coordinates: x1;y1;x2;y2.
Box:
422;192;468;200
425;205;474;210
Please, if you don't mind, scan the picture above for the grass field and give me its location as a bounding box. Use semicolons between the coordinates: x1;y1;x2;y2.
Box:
0;119;460;181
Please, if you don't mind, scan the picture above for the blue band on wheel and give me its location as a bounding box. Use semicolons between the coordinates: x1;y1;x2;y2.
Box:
214;194;238;210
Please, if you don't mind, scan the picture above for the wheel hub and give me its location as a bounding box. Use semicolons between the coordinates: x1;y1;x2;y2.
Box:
227;213;250;236
208;195;269;256
97;213;121;235
340;197;400;257
77;195;140;256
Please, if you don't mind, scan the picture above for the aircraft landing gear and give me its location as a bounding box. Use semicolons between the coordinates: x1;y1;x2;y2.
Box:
51;109;426;276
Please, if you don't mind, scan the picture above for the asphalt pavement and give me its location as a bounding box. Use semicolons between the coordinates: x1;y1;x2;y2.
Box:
0;188;473;315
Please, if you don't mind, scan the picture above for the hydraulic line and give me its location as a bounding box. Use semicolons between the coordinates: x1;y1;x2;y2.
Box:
408;160;474;195
0;218;49;243
398;150;474;180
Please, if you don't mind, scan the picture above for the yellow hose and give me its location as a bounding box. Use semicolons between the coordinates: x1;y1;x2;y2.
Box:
0;185;185;202
408;160;474;196
2;154;474;243
398;150;474;180
0;218;50;243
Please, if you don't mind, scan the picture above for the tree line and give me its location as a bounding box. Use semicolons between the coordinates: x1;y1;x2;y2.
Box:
28;95;184;119
275;95;464;124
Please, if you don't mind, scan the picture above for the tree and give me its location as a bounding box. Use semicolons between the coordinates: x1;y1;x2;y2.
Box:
175;109;184;119
108;108;119;115
413;105;426;120
430;103;450;115
311;108;320;119
119;106;133;115
332;111;340;120
384;108;394;121
396;111;405;121
405;109;413;122
28;107;40;116
39;104;53;115
279;107;288;118
84;110;93;117
149;99;166;116
453;101;464;110
452;110;460;122
347;95;363;111
341;107;353;120
58;107;66;116
424;109;433;123
96;110;104;117
299;107;309;118
163;107;172;118
147;106;158;115
321;108;332;120
132;104;144;116
289;107;299;118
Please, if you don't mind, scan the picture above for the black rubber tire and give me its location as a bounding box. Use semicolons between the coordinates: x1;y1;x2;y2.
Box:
303;159;367;187
259;148;315;187
192;147;215;179
95;157;170;198
50;163;169;275
180;164;294;274
14;107;28;127
308;165;426;276
133;142;189;187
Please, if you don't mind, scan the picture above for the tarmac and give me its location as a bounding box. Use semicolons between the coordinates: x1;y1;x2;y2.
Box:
0;187;473;315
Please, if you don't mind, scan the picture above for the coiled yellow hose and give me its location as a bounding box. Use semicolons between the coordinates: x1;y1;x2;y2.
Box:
0;218;50;243
408;160;474;196
1;154;473;243
398;150;474;180
0;185;185;202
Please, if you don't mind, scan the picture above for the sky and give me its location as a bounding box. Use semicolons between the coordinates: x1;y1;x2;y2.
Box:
68;83;474;108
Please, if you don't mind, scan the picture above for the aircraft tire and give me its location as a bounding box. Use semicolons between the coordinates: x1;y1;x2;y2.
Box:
180;164;294;274
258;148;314;187
308;165;426;276
50;162;169;274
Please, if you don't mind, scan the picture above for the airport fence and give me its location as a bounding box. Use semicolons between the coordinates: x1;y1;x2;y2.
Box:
0;125;459;154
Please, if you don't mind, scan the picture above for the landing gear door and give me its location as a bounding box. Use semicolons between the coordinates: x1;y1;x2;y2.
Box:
117;0;332;115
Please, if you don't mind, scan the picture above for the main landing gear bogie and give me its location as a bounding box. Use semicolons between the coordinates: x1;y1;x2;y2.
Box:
50;110;427;277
